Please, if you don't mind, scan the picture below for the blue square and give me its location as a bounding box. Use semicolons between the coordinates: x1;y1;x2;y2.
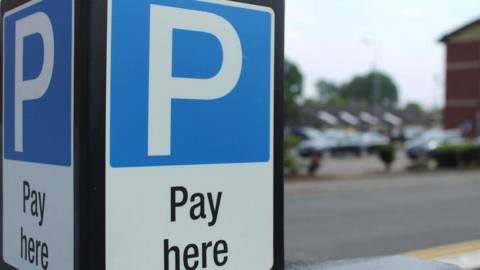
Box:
3;0;73;166
110;0;274;167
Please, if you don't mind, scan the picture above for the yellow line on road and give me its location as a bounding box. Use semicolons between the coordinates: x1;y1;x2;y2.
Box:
405;240;480;259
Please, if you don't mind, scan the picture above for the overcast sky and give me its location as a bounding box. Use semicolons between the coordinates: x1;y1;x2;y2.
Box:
285;0;480;109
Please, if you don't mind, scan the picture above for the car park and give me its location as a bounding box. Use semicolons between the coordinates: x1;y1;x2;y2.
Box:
329;131;364;157
359;131;390;154
293;128;390;158
405;129;465;160
288;127;336;157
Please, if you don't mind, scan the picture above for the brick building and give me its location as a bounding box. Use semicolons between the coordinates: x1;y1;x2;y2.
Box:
441;18;480;137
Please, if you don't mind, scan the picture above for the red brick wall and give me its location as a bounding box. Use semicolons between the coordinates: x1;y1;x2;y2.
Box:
444;40;480;137
444;107;478;137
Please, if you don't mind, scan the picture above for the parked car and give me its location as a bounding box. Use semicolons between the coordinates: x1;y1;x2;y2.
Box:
405;129;465;160
291;128;390;158
289;127;336;157
390;126;423;143
321;130;387;157
329;131;364;157
359;131;390;154
288;127;323;141
297;136;335;158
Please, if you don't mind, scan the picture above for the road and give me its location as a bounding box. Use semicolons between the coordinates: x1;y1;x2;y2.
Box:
285;171;480;263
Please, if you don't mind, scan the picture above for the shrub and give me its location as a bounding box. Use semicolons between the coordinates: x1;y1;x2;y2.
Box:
377;144;396;171
462;144;480;166
432;145;461;168
284;135;301;176
432;143;480;168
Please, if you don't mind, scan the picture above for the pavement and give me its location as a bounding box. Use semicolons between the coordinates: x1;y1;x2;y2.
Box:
287;256;462;270
407;240;480;270
285;170;480;268
292;151;411;180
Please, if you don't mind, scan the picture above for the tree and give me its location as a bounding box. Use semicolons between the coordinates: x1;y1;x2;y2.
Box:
316;79;348;106
284;60;303;125
405;102;422;112
343;72;398;106
315;71;399;107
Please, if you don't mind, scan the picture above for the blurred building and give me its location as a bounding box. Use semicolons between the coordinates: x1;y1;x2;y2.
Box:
298;104;435;131
441;18;480;137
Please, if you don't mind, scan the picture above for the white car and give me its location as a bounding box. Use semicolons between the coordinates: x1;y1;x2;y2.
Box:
359;131;390;153
291;127;336;157
405;129;465;160
297;136;335;157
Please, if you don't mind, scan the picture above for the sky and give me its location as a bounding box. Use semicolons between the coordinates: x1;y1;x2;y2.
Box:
285;0;480;109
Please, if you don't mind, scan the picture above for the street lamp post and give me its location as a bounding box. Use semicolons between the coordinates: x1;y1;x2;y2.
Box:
363;38;382;116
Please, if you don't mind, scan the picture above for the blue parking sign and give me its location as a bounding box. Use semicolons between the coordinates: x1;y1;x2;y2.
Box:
3;0;73;166
2;1;74;269
109;0;274;167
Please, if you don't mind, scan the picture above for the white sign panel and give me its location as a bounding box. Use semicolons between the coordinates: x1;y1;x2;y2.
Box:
2;0;74;269
106;0;274;270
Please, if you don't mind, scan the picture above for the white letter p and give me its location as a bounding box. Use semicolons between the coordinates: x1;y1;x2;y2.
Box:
14;12;54;152
148;5;242;156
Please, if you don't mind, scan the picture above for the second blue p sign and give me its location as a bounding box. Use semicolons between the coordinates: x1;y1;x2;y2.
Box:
1;0;284;269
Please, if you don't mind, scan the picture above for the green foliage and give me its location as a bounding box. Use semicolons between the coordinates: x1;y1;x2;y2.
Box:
303;98;320;106
284;135;301;176
405;102;422;112
432;143;480;168
377;144;396;171
316;71;399;107
284;60;303;125
316;80;341;103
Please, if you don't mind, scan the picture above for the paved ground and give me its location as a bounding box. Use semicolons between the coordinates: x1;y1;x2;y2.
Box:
294;151;411;179
319;152;410;176
285;171;480;263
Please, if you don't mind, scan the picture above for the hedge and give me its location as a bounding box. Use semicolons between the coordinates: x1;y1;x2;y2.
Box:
431;143;480;168
284;135;301;175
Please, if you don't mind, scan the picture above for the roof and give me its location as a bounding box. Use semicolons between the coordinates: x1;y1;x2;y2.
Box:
298;104;432;128
440;17;480;43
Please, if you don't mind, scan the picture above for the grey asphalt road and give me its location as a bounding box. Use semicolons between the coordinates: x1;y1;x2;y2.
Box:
285;171;480;263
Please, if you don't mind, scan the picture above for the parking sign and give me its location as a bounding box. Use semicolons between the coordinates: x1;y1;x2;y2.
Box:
107;0;278;270
2;0;74;269
1;0;283;269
